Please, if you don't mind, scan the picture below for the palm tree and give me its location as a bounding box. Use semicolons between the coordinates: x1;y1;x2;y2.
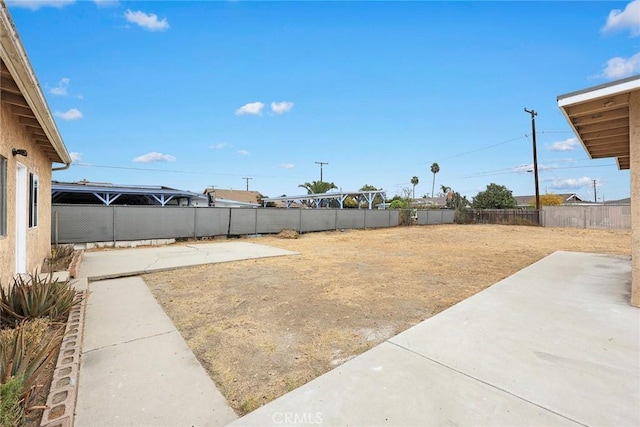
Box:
410;176;419;199
298;180;338;195
430;163;440;200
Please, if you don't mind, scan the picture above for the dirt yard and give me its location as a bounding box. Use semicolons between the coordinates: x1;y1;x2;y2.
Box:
143;224;631;415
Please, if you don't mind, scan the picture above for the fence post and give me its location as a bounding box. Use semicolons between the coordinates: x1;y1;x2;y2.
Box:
254;208;258;235
112;206;116;243
193;207;197;240
54;210;58;246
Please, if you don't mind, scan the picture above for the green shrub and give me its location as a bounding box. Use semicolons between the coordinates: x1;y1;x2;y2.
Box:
0;375;25;427
397;209;413;226
0;273;81;328
454;209;468;224
388;199;408;209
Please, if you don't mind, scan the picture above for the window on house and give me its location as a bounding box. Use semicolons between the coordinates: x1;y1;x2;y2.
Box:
29;172;38;228
0;156;6;236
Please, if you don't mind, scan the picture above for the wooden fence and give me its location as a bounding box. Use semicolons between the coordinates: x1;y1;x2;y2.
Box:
463;209;541;226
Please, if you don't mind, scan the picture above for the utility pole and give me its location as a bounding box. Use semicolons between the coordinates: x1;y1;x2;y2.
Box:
242;177;253;191
524;108;540;210
593;179;597;203
315;161;328;182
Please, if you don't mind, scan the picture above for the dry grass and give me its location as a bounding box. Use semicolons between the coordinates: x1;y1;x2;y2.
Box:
144;224;631;415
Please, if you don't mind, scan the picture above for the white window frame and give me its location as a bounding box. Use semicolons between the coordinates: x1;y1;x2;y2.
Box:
29;172;38;228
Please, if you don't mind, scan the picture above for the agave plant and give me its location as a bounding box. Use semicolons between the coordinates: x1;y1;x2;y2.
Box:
0;274;81;328
0;319;64;410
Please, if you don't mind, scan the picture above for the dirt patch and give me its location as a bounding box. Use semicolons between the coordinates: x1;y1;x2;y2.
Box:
276;229;299;239
42;245;75;273
144;224;631;415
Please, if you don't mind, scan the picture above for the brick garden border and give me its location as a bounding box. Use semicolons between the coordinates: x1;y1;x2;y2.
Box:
40;290;87;427
68;250;84;279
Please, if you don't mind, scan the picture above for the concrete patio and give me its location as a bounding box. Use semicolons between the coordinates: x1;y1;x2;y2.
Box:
72;245;639;426
231;251;640;426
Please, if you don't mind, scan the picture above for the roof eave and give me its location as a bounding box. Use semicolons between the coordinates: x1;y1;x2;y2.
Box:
558;103;595;162
557;75;640;172
557;75;640;106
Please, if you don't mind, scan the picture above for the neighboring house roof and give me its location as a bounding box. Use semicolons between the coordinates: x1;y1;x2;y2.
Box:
0;3;71;165
604;197;631;204
413;197;448;207
513;193;584;206
558;74;640;170
203;188;261;205
52;181;207;206
212;198;260;208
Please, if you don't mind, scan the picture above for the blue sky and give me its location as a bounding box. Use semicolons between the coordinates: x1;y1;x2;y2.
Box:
7;0;640;201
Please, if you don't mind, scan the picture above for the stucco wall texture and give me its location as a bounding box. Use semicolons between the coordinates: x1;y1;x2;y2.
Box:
0;101;53;286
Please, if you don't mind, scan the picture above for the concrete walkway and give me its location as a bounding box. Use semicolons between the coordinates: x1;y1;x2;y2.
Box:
79;241;297;280
231;251;640;427
74;241;297;427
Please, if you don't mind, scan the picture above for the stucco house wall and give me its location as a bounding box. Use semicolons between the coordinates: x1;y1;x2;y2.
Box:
0;102;53;285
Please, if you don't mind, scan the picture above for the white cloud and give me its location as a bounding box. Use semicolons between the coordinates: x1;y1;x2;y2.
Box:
209;143;231;149
93;0;118;7
55;108;83;121
280;163;295;169
133;152;176;163
547;137;580;152
602;0;640;37
235;102;265;116
69;152;82;163
601;52;640;79
271;101;294;115
49;77;70;96
548;177;596;190
7;0;74;10
237;150;250;156
124;9;170;32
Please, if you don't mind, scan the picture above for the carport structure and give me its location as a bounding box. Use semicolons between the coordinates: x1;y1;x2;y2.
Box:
263;190;386;209
52;181;207;206
558;74;640;307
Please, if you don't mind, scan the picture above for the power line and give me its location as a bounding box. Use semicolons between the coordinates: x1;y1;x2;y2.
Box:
69;163;314;179
451;163;617;181
409;130;573;169
436;135;527;162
